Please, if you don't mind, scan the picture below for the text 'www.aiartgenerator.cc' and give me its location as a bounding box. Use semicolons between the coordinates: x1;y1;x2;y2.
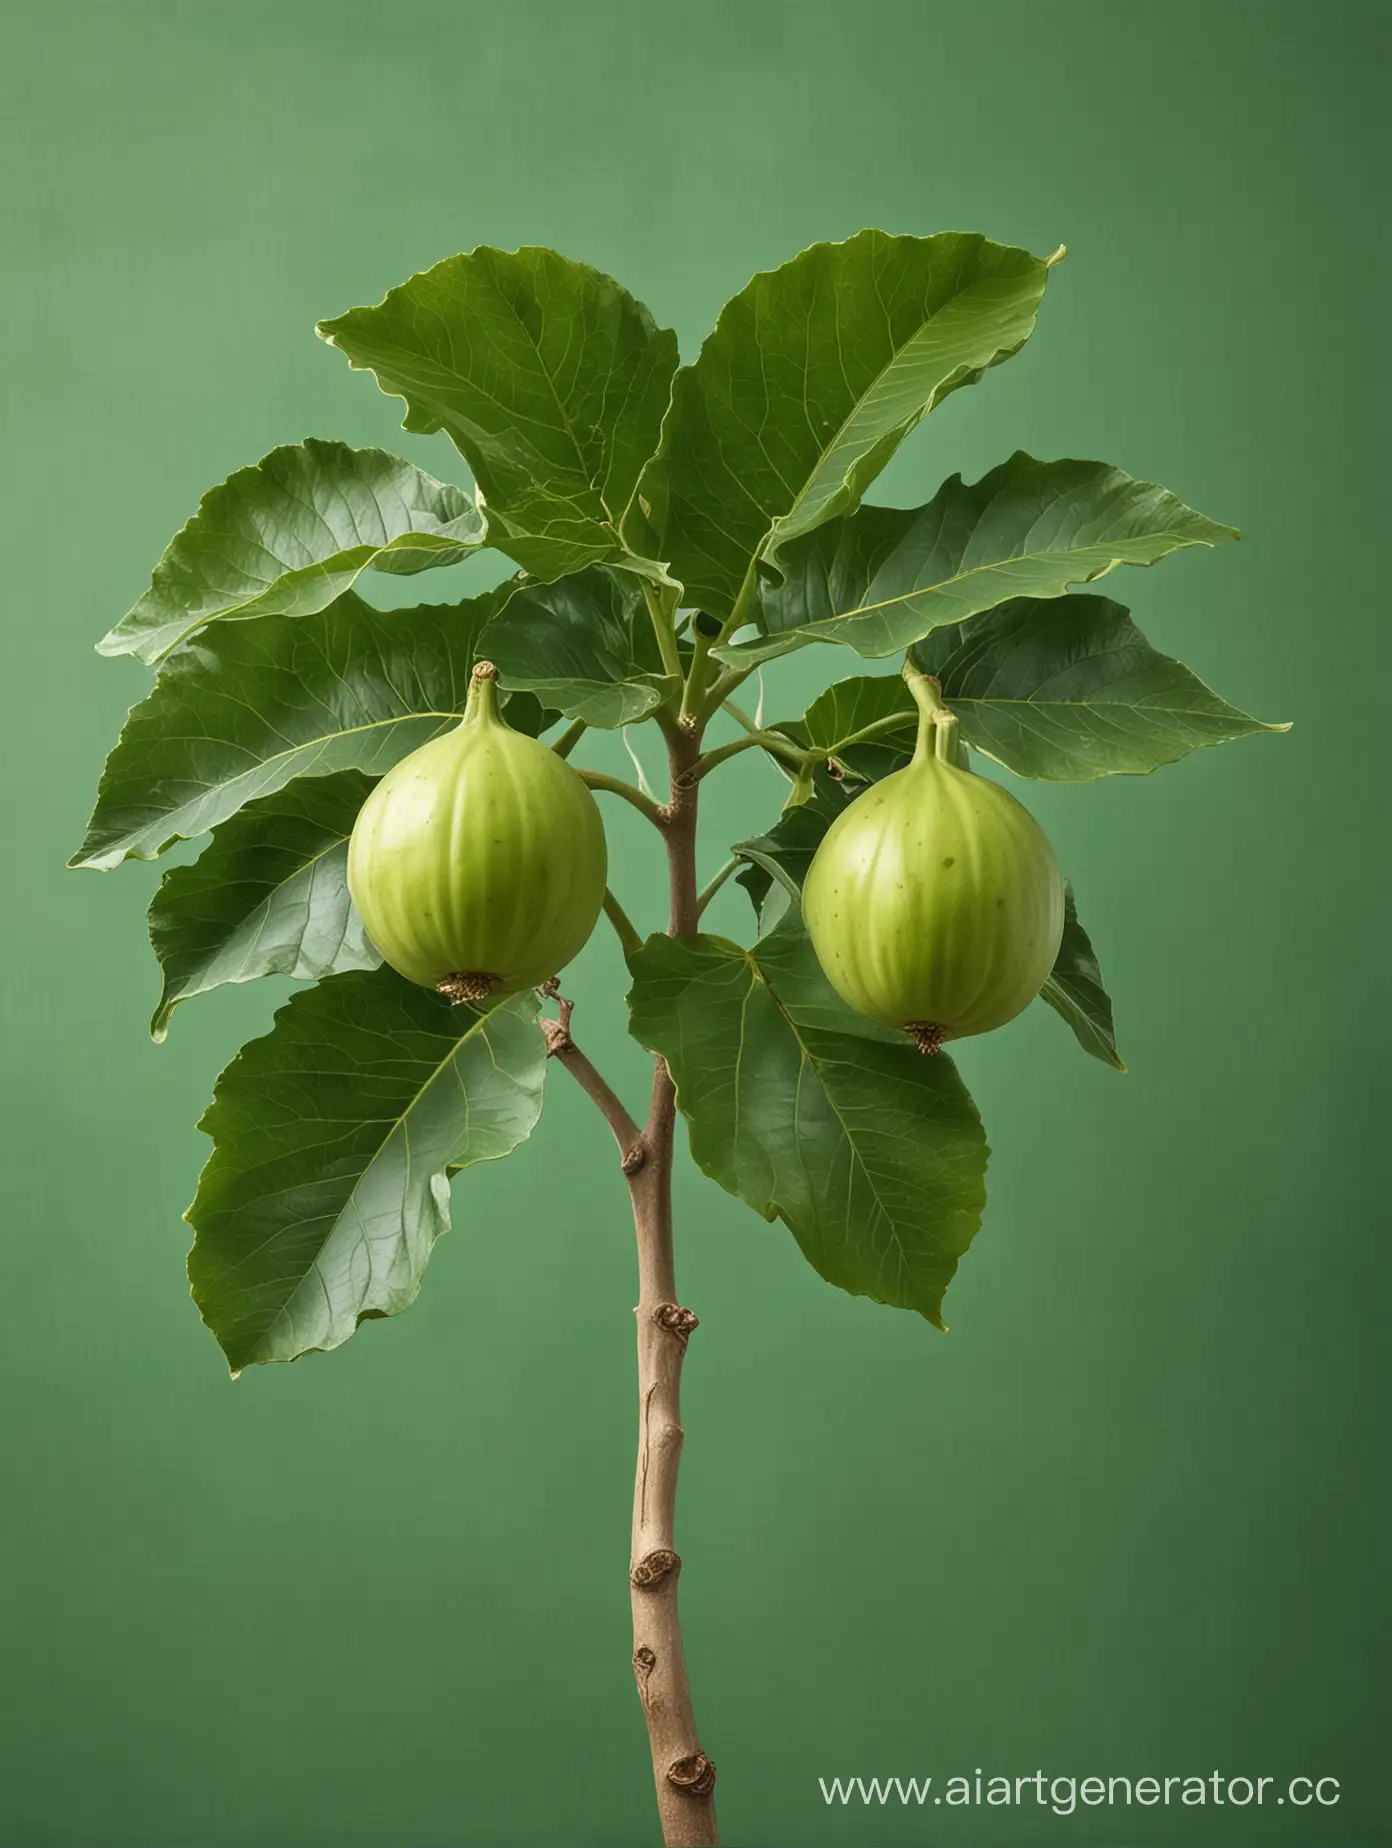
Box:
818;1770;1342;1815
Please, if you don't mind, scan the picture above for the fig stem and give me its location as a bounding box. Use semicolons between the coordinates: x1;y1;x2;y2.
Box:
551;718;588;760
901;663;959;765
463;659;504;726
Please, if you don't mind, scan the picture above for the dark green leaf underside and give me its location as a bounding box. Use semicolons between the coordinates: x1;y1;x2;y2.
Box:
1039;885;1124;1070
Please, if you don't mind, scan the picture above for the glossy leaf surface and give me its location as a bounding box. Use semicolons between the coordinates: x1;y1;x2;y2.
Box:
99;440;486;664
147;770;380;1041
71;589;530;870
720;453;1237;665
319;247;678;579
188;972;546;1371
627;921;988;1326
481;566;672;727
637;231;1055;614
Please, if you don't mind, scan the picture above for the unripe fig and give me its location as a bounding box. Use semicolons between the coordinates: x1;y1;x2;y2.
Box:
803;687;1063;1050
348;663;607;1003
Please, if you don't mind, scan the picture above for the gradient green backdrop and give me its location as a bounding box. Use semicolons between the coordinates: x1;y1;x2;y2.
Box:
2;2;1385;1843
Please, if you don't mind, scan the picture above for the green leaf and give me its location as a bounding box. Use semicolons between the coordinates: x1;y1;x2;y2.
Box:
481;566;672;727
716;453;1238;666
318;247;679;581
147;771;381;1042
733;770;856;919
70;588;534;871
774;673;918;780
911;594;1287;778
187;970;546;1371
1040;885;1124;1070
98;440;486;664
627;921;988;1327
636;230;1056;615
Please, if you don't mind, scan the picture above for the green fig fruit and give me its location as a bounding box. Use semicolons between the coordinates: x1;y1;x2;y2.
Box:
803;688;1063;1050
348;662;607;1003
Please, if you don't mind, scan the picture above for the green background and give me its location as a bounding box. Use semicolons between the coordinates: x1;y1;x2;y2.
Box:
2;1;1385;1843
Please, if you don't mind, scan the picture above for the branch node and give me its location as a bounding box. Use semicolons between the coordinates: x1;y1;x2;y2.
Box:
621;1139;648;1176
632;1644;657;1697
666;1752;717;1798
652;1302;699;1348
630;1548;681;1590
540;990;575;1058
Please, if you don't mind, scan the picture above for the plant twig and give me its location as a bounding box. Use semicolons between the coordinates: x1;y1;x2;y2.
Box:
603;888;644;959
540;985;644;1162
576;768;669;829
695;858;739;918
688;730;809;783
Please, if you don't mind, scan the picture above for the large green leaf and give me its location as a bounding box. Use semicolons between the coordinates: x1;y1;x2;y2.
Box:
1039;885;1124;1071
716;453;1238;666
480;566;673;727
635;231;1055;615
764;595;1283;781
627;922;988;1326
147;770;381;1042
318;247;678;580
912;595;1285;778
187;970;546;1371
99;440;486;664
70;588;536;870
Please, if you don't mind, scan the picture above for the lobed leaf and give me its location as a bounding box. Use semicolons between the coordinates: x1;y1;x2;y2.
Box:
99;440;486;664
188;970;546;1371
481;565;673;727
147;770;381;1041
637;230;1055;615
69;587;539;870
717;453;1238;666
627;921;988;1327
318;247;679;581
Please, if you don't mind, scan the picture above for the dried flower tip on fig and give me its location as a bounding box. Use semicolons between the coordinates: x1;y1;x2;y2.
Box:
906;1022;945;1056
437;972;497;1005
471;659;499;681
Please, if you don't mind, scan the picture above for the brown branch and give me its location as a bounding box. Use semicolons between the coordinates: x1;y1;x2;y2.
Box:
625;723;718;1846
540;986;644;1166
545;729;718;1846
